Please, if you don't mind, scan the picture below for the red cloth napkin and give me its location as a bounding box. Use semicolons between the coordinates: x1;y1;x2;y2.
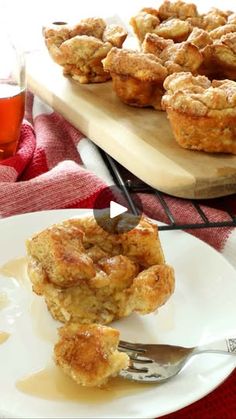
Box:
0;92;235;419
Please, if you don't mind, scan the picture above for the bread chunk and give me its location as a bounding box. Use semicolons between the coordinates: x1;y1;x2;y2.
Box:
54;323;129;387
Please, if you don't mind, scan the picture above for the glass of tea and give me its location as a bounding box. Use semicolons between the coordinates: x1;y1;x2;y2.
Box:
0;30;25;160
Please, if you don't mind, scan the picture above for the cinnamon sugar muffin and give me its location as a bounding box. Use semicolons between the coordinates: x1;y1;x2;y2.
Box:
162;72;236;154
43;18;127;83
54;323;129;387
26;214;175;324
102;47;168;109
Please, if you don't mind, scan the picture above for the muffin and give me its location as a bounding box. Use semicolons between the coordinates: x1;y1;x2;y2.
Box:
54;323;129;387
102;47;168;109
26;214;175;324
43;17;127;83
162;72;236;154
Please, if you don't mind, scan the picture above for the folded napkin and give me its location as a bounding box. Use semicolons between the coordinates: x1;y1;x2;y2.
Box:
0;92;235;419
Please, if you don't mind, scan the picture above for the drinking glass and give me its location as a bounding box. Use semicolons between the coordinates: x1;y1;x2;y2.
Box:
0;29;25;160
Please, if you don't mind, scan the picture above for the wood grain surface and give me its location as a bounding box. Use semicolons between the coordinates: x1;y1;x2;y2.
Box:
26;52;236;199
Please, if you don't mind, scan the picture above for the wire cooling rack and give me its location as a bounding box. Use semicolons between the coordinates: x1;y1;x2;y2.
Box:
101;150;236;231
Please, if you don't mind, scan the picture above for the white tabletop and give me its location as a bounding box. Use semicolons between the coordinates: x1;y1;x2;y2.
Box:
2;0;236;52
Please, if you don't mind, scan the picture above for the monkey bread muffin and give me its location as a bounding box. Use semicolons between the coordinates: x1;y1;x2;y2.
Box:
43;17;127;83
162;72;236;154
102;47;168;109
26;213;175;324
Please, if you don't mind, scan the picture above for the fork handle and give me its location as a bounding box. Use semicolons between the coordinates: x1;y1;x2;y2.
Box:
197;338;236;355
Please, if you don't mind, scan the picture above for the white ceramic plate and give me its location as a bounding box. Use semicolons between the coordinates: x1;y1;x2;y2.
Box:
0;209;236;419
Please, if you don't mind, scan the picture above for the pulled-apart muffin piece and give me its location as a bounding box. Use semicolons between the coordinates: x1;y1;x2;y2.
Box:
54;323;129;387
26;214;175;324
43;17;127;83
162;72;236;154
102;47;168;109
142;33;203;75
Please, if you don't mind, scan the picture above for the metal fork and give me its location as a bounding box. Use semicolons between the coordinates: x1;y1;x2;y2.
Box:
118;338;236;383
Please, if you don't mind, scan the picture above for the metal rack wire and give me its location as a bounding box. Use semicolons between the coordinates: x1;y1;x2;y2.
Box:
101;150;236;231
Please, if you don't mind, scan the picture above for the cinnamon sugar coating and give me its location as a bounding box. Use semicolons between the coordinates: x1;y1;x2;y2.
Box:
187;27;213;50
162;72;236;154
26;214;175;324
202;8;229;31
43;17;127;83
130;9;161;43
158;0;198;21
103;47;168;109
203;32;236;79
142;33;203;74
154;18;192;42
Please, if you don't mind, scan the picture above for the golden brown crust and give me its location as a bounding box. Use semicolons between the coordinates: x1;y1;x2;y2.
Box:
103;47;167;82
164;107;236;153
187;27;213;50
129;265;175;313
27;214;174;324
43;23;72;65
60;35;112;83
228;13;236;25
142;33;203;75
202;8;228;32
209;24;236;40
202;32;236;79
69;18;106;39
102;24;127;48
158;0;198;21
54;323;129;387
129;9;160;43
43;18;127;83
162;72;236;154
26;222;96;288
154;18;192;42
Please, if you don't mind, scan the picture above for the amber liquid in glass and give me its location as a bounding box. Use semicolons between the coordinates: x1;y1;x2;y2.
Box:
0;83;25;160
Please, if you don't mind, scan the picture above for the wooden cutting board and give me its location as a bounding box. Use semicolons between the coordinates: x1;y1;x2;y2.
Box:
26;51;236;199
